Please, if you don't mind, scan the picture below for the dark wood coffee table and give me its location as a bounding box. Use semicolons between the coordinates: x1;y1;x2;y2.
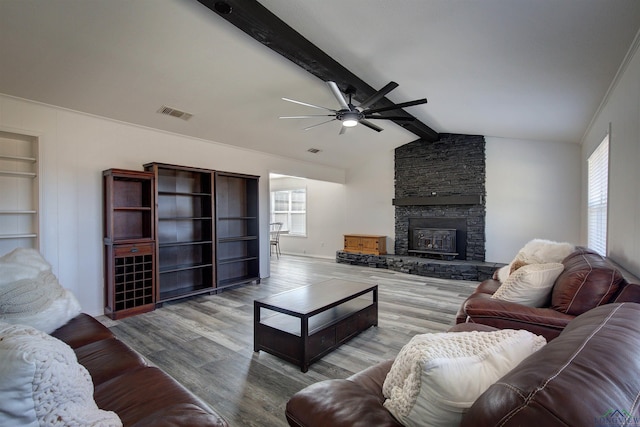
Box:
254;279;378;372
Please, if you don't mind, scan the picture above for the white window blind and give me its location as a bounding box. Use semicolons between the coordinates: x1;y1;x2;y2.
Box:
587;134;609;256
271;189;307;236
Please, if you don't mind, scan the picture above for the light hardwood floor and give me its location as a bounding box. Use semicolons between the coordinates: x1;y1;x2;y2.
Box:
101;255;479;427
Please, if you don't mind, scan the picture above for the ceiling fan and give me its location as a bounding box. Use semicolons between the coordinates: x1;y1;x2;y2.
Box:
280;81;427;134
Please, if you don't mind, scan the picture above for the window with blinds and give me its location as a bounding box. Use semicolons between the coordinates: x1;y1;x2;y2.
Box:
587;134;609;256
270;188;307;236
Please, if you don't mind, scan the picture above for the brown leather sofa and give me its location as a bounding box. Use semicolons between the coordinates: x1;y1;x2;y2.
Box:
455;246;640;341
51;313;228;427
285;303;640;427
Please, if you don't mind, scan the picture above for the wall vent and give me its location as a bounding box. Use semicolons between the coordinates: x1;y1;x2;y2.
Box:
307;148;321;154
157;105;193;121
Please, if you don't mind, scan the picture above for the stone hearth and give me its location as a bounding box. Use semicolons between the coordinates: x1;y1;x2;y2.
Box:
336;251;502;281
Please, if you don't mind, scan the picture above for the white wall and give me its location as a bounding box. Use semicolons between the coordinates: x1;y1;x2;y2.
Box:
485;137;581;262
581;33;640;276
271;138;582;264
344;149;397;252
0;94;346;316
268;150;398;258
270;176;346;258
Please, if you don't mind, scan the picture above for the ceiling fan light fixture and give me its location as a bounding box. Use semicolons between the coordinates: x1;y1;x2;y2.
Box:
340;110;360;127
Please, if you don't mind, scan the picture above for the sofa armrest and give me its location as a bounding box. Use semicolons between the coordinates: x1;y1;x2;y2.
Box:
461;303;640;427
285;378;402;427
460;293;574;341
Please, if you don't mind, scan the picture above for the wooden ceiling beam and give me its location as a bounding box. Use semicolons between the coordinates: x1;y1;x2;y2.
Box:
196;0;439;142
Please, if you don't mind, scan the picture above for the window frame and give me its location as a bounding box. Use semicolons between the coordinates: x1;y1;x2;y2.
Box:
270;188;307;237
587;132;609;257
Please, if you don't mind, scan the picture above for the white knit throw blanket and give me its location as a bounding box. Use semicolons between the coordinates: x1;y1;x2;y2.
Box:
0;271;63;317
0;323;122;427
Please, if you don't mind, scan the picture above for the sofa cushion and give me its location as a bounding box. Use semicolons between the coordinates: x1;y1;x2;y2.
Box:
74;337;148;387
381;329;546;427
552;248;626;315
461;303;640;427
286;379;402;427
51;313;115;349
0;248;81;333
94;366;227;427
0;322;121;427
491;263;564;307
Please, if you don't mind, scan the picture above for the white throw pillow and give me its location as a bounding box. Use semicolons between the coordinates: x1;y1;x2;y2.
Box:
496;264;512;283
491;262;565;307
0;248;81;333
382;330;546;427
516;239;575;265
0;322;122;427
497;239;574;283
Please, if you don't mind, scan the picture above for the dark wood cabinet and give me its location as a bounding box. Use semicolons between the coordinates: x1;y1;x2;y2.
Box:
103;169;156;319
105;164;260;316
215;171;260;288
144;163;216;303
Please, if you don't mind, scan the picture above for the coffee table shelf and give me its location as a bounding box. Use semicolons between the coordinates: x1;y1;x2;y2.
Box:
254;279;378;372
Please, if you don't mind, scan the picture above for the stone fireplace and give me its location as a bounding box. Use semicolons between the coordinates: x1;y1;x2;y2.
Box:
336;133;495;281
394;134;486;261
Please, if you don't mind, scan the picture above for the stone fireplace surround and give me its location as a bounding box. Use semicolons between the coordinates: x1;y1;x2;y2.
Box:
337;134;499;281
394;133;486;261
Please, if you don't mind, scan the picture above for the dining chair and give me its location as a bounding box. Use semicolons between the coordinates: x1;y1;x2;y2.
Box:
270;222;283;258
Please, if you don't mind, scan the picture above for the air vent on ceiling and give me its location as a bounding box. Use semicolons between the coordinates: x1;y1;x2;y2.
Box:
307;148;321;154
157;105;193;121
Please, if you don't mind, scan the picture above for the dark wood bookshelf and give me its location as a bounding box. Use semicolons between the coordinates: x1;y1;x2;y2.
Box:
144;163;217;304
103;169;156;319
215;171;260;289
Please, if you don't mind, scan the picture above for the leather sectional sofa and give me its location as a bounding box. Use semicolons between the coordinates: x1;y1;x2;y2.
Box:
456;246;640;341
285;302;640;426
50;313;228;427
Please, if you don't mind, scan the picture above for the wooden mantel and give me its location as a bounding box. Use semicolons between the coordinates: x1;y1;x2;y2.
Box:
392;195;483;206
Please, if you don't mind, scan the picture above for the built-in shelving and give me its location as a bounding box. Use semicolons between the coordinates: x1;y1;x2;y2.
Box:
0;130;39;254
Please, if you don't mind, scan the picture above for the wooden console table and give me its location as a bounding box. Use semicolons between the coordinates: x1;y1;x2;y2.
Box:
254;279;378;372
343;234;387;255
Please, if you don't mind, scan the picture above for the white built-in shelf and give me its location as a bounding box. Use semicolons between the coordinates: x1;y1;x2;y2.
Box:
0;130;39;250
0;233;38;240
0;154;37;163
0;210;37;214
0;170;37;178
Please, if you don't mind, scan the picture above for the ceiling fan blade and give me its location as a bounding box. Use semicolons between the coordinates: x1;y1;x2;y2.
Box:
363;115;416;121
359;119;384;132
303;118;337;131
364;98;428;115
358;81;399;109
326;81;350;109
339;125;348;135
282;97;336;112
280;115;334;119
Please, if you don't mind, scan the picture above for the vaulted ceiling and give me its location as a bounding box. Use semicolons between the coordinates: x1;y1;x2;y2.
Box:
1;0;639;169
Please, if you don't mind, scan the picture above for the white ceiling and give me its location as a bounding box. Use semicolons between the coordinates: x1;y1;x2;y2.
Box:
1;0;639;170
